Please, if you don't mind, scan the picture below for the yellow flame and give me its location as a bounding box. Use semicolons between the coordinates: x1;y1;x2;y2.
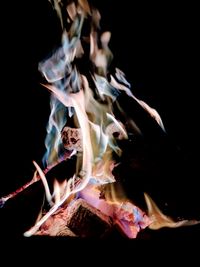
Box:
144;193;199;230
102;182;127;205
53;180;61;205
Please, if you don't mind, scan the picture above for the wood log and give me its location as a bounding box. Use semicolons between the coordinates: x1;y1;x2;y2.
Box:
66;198;112;238
35;207;76;237
35;198;113;238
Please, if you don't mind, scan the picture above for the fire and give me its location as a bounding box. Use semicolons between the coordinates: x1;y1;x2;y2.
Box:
144;193;199;230
1;0;198;238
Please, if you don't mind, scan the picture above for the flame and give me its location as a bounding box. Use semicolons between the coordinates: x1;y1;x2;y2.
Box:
22;0;193;238
0;0;196;239
33;161;52;204
49;0;64;28
77;182;151;238
144;193;199;230
25;0;169;236
24;173;85;237
40;0;164;172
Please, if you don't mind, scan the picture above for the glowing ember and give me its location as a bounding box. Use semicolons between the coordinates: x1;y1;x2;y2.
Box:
1;0;198;238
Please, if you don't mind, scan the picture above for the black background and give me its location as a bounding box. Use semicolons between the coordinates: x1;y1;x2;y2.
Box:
0;0;199;240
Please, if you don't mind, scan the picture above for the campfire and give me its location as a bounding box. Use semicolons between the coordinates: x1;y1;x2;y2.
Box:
0;0;198;239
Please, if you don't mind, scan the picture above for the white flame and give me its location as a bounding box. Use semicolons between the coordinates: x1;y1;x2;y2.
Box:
33;161;52;204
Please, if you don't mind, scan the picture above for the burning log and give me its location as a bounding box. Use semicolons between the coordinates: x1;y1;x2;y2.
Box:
66;198;112;238
36;198;113;238
36;207;77;237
